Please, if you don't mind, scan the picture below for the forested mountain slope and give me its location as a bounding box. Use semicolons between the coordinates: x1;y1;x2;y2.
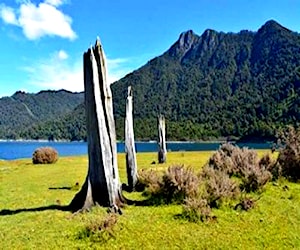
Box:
1;20;300;141
112;20;300;141
0;90;84;139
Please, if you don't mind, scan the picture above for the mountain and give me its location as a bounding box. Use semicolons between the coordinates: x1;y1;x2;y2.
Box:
111;20;300;141
0;90;84;140
1;20;300;141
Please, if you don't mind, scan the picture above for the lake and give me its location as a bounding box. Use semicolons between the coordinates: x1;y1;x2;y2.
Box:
0;141;273;160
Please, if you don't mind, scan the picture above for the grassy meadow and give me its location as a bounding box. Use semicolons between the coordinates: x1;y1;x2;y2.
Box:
1;150;300;249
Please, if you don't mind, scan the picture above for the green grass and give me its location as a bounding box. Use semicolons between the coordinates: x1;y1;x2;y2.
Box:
1;150;300;249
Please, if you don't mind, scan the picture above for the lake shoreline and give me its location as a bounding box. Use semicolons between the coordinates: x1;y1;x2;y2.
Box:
0;141;273;161
0;139;229;144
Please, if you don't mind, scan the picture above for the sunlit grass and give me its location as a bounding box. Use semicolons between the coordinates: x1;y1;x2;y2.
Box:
1;150;299;249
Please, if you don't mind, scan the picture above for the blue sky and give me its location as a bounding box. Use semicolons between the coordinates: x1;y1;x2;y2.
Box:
0;0;299;97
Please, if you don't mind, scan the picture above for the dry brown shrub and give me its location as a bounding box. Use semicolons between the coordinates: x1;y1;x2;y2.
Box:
208;148;234;175
259;154;276;172
208;143;272;193
137;168;163;194
182;197;211;222
32;147;58;164
240;165;272;192
234;197;257;211
201;166;240;208
208;143;258;176
161;165;201;203
231;147;258;175
137;165;201;204
277;126;300;181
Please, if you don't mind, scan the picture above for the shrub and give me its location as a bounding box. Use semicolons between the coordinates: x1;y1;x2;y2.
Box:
201;166;240;208
138;165;201;204
32;147;58;164
208;149;233;175
277;126;300;181
259;154;276;172
182;197;211;222
240;166;272;193
234;196;257;211
137;168;163;194
208;143;258;176
231;147;258;176
208;144;272;192
160;165;201;204
259;154;280;180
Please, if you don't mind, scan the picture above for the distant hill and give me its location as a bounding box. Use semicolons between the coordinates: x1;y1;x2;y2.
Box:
0;90;84;140
1;20;300;141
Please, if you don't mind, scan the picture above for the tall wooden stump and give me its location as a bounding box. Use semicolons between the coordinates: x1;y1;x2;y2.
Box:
158;114;167;163
69;38;122;212
124;86;138;191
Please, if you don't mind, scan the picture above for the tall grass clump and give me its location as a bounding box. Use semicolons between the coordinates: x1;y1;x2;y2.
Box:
32;147;58;164
77;213;118;243
276;126;300;181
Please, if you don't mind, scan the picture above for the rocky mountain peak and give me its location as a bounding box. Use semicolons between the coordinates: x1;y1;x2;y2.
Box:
257;19;291;35
168;30;199;59
178;30;196;49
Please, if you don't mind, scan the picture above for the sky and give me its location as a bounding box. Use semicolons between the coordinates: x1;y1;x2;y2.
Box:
0;0;299;97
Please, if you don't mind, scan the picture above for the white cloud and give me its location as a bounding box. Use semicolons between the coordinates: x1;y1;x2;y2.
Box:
0;1;76;40
0;5;18;25
21;52;134;93
57;50;68;60
23;54;83;92
45;0;65;7
106;58;131;84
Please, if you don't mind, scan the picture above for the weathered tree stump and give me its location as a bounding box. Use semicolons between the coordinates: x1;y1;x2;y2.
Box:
158;114;167;163
69;38;123;213
124;86;138;191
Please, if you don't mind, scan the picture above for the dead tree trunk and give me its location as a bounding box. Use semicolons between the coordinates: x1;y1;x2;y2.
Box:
69;38;122;213
124;86;138;191
158;114;167;163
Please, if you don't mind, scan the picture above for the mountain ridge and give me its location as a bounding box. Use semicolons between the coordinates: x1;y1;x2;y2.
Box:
1;20;300;141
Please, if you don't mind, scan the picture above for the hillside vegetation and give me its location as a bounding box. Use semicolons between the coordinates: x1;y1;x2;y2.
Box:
112;20;300;141
1;20;300;141
0;90;84;140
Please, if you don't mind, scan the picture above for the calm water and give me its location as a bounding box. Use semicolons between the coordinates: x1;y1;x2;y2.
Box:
0;141;272;160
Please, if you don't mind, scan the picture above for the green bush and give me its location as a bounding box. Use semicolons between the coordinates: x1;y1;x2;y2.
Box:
32;147;58;164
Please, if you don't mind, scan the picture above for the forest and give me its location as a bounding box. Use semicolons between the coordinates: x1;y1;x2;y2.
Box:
0;20;300;141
